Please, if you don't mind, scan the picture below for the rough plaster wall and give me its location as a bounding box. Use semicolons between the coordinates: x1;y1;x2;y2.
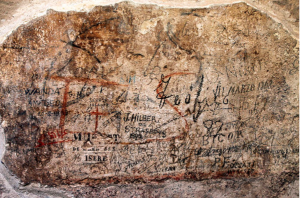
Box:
0;0;298;197
0;0;299;43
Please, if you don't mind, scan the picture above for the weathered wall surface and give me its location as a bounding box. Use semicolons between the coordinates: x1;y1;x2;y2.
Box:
0;0;298;197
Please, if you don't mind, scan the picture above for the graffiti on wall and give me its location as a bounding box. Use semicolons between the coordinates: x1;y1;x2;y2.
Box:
0;2;298;185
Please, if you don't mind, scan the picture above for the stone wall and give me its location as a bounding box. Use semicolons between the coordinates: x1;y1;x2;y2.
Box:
0;0;298;197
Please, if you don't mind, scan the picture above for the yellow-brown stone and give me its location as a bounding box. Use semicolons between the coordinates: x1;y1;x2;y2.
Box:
0;2;298;186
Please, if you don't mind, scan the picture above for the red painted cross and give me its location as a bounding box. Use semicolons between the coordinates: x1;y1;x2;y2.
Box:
90;107;109;133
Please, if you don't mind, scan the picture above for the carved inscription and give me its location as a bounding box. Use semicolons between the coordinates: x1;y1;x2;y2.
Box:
0;2;298;185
